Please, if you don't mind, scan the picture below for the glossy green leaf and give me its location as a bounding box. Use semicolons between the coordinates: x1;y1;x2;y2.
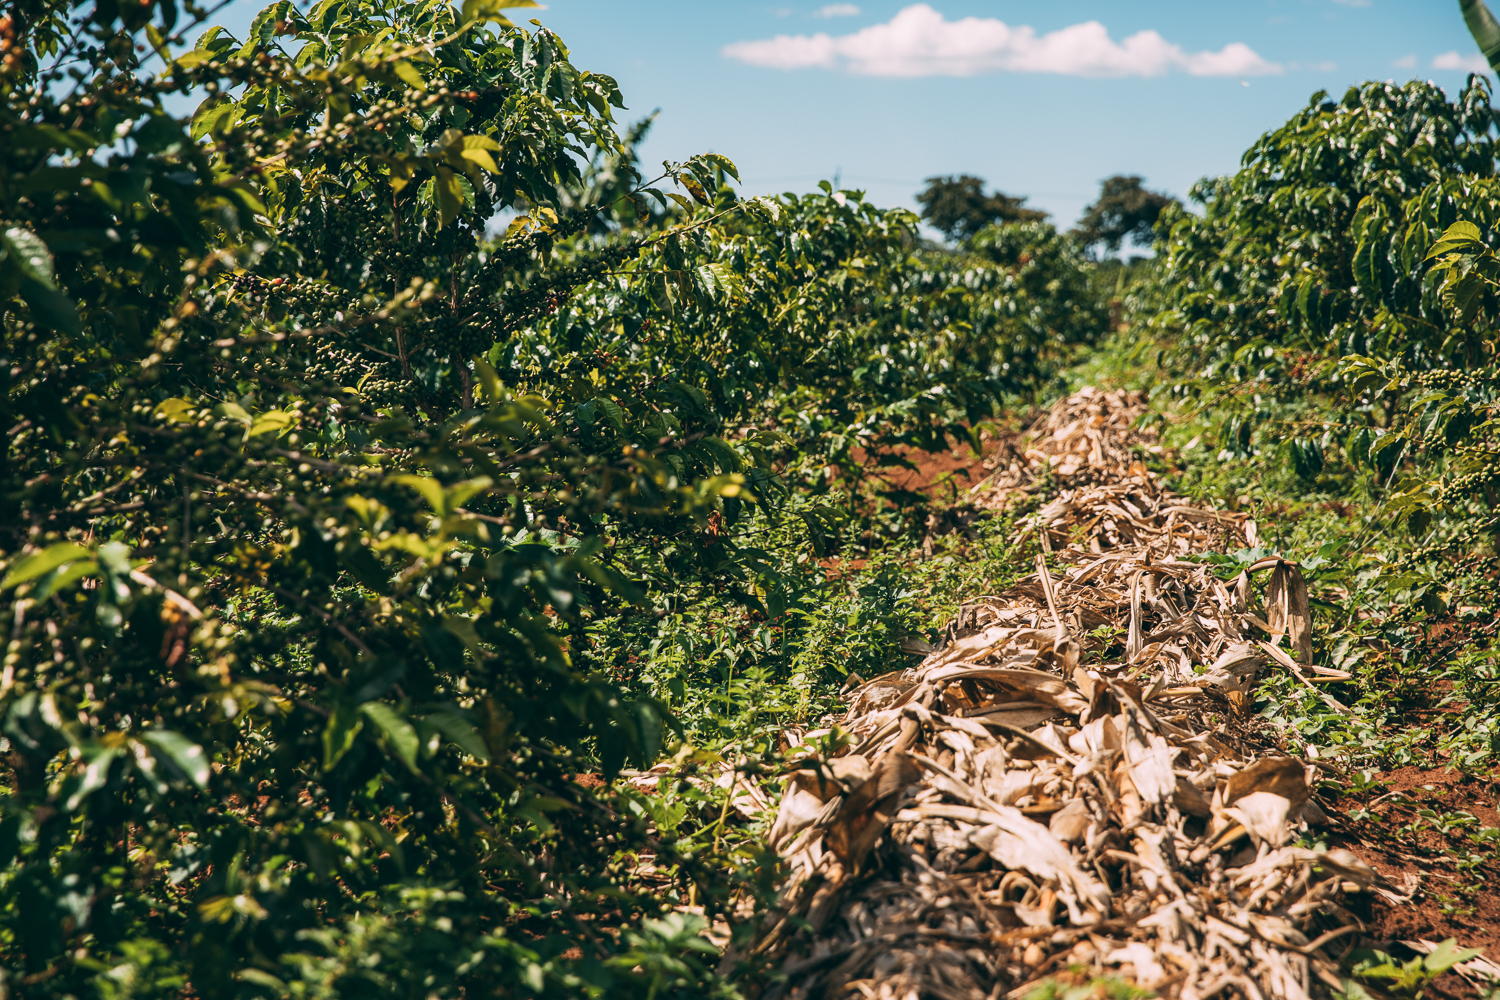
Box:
139;730;212;788
2;542;92;590
0;227;55;287
247;409;294;438
392;474;446;513
392;59;425;90
1463;0;1500;72
156;398;196;422
360;701;419;771
66;748;123;810
458;0;539;27
1424;220;1485;259
435;167;464;229
421;709;491;762
322;705;364;770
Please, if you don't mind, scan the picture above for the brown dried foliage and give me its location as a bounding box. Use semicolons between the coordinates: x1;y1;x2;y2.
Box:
739;389;1408;1000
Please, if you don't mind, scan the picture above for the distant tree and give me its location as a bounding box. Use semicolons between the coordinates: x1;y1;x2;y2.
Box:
916;174;1047;242
1075;175;1178;253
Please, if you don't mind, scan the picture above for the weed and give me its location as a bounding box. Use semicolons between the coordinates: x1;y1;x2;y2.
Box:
1345;939;1483;999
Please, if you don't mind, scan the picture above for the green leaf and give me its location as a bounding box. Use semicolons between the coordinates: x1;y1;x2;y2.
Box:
459;0;540;26
238;0;293;57
1;227;56;287
237;970;288;990
247;409;294;438
133;113;188;155
440;615;484;656
393;474;446;513
1424;221;1485;260
190;100;235;142
473;355;504;403
66;748;123;810
1424;938;1483;974
392;59;426;90
192;25;228;51
502;214;533;240
585;397;624;431
360;702;419;771
2;542;91;589
752;195;783;223
214;401;252;425
421;709;491;761
680;176;710;206
459;148;499;173
173;49;214;70
322;704;364;771
156;398;196;423
31;560;99;601
10;258;77;334
701;152;740;182
357;820;405;872
435;167;465;229
139;730;212;788
446;477;493;511
1446;270;1488;323
129;738;171;796
1463;0;1500;72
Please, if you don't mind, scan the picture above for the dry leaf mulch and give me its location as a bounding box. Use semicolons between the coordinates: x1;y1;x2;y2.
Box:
741;387;1415;1000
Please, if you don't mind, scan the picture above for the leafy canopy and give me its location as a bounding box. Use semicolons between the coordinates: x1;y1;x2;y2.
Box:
1144;77;1499;582
0;0;1113;995
0;0;762;995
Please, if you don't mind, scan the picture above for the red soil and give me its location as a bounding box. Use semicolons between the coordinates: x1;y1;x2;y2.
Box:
850;439;996;501
1331;766;1500;999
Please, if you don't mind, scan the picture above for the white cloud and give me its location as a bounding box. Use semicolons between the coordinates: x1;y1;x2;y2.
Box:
814;3;861;17
722;4;1282;78
1331;0;1371;7
1392;54;1417;69
1433;51;1490;72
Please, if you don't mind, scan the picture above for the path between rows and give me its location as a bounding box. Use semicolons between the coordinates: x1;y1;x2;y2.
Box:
724;388;1491;1000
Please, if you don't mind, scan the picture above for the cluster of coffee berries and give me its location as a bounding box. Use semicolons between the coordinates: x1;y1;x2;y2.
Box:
1409;368;1494;390
1435;466;1500;509
361;375;418;407
228;272;278;307
305;345;367;387
414;313;489;358
1;14;23;76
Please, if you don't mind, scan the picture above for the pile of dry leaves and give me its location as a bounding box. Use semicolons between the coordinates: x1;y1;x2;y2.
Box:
738;387;1408;1000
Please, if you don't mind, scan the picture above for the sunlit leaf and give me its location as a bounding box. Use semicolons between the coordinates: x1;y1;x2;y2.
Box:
360;701;419;771
2;542;91;590
139;730;212;788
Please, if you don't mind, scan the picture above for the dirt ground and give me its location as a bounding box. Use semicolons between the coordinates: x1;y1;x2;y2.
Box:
1328;766;1500;998
850;437;998;501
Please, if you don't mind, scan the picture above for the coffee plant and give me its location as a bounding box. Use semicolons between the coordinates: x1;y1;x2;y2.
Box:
0;0;771;995
0;0;1114;994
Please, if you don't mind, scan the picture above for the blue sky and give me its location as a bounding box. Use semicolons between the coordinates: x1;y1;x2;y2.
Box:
217;1;1493;226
